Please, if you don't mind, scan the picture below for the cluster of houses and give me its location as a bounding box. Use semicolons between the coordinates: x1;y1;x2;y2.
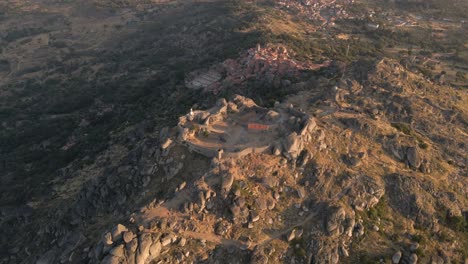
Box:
185;44;330;94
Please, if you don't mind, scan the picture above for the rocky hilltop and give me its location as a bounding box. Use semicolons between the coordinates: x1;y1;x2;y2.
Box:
0;0;467;264
14;56;466;264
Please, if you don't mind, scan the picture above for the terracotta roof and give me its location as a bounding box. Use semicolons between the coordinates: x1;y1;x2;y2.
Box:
247;123;269;131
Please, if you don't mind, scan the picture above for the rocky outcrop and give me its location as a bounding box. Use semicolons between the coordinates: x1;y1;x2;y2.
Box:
392;250;402;263
282;132;304;160
135;233;152;264
94;224;181;264
384;173;436;226
325;205;350;237
111;224;128;243
347;175;385;211
221;171;235;197
406;146;422;169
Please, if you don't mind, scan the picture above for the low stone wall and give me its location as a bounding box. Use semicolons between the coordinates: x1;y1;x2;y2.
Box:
183;140;271;159
300;117;317;136
222;145;271;159
286;107;309;120
183;141;220;158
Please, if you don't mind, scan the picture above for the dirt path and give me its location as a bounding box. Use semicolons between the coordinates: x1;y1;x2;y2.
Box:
183;231;247;248
257;209;321;247
141;206;176;221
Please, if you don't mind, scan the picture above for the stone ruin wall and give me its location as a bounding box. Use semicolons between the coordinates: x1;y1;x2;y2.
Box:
176;96;318;160
183;140;272;159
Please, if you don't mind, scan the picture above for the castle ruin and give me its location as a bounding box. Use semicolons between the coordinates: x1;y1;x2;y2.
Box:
177;95;317;160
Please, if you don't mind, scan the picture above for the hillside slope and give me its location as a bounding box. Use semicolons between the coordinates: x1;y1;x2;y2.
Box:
0;0;466;263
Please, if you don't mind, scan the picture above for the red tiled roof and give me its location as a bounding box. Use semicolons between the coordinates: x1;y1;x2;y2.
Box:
247;123;269;131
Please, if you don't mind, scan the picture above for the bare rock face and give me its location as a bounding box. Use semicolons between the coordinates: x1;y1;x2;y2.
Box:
265;110;280;122
406;146;422;169
338;244;349;257
135;233;152;264
221;171;235;197
197;190;205;207
409;253;418;264
296;149;311;167
109;245;125;258
344;217;355;237
262;176;278;189
392;250;402;263
297;186;306;199
230;204;241;219
330;247;340;264
348;175;385;211
282;132;304;160
103;232;113;246
287;229;296;241
410;242;419;252
125;238;138;264
111;224;128;243
123;231;135;244
160;234;174;247
178;237;187;247
325;206;347;236
233;94;257;109
256;197;268;211
148;241;162;262
161;138;173;150
101;255;122;264
300;117;317;136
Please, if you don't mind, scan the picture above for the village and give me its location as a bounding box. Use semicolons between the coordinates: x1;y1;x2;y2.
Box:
277;0;356;27
185;44;330;94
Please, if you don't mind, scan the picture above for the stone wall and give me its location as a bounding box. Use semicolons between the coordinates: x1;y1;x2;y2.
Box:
183;141;272;160
183;141;220;158
222;145;272;159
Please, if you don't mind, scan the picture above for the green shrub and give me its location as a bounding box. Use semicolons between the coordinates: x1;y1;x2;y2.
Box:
419;50;432;56
446;215;468;233
412;233;425;243
391;123;411;135
419;142;429;149
367;196;388;220
456;71;466;82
